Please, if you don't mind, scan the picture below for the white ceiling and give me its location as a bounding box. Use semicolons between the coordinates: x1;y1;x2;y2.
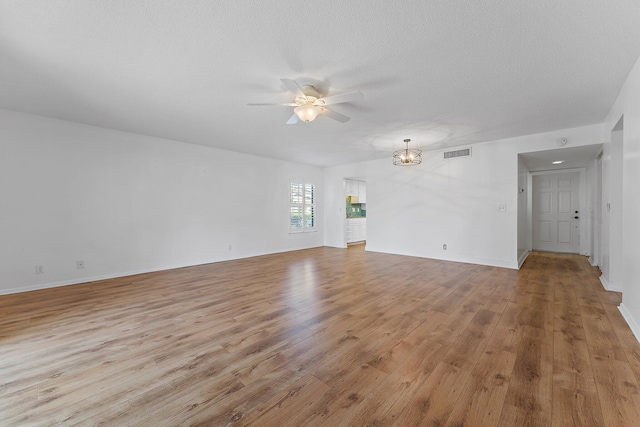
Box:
1;1;639;167
520;144;603;172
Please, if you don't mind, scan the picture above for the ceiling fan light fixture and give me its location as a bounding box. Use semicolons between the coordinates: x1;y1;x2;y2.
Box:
248;78;363;124
294;104;321;123
393;139;422;166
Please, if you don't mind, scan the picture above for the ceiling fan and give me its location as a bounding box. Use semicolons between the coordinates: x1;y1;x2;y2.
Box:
248;79;364;124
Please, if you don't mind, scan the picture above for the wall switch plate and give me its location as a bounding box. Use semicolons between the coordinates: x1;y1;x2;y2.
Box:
35;265;44;274
443;244;447;250
76;260;84;269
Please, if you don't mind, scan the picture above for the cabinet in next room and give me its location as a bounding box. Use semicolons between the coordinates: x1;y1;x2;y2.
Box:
346;217;366;243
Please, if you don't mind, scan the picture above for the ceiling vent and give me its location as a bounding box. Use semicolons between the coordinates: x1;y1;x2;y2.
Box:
444;148;471;159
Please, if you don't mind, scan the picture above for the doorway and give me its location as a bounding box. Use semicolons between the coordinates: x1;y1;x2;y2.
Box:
600;115;624;290
519;145;603;263
344;177;367;246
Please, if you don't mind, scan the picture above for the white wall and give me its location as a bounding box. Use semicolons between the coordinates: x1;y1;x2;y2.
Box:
0;109;323;295
324;124;605;269
605;54;640;339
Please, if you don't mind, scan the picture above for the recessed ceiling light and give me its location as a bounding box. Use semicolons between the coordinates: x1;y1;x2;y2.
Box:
552;160;564;164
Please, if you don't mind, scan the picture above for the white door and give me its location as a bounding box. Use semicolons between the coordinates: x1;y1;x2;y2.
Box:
532;172;580;253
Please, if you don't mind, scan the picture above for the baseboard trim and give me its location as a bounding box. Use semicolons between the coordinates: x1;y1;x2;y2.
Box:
599;275;611;291
599;275;624;292
599;275;607;289
619;303;640;344
517;251;530;269
0;269;167;296
588;257;597;267
0;245;326;296
364;247;517;269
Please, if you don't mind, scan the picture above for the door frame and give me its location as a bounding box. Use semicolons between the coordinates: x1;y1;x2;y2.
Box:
343;176;367;247
529;167;588;256
590;152;603;267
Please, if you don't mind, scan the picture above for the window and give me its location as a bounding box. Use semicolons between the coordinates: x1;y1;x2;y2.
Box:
290;181;316;233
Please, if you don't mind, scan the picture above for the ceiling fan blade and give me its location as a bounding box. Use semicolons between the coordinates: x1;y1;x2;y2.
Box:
314;91;363;106
321;108;351;123
286;114;300;125
247;102;297;106
281;78;307;100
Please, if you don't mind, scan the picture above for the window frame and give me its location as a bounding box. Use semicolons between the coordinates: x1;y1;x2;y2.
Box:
289;181;317;233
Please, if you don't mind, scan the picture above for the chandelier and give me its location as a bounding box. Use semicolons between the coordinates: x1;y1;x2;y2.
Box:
393;139;422;166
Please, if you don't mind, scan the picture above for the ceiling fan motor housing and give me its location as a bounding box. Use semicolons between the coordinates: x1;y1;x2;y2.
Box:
300;84;320;98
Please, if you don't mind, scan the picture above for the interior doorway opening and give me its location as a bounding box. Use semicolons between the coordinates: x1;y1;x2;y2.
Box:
344;177;367;247
600;115;624;291
518;144;603;267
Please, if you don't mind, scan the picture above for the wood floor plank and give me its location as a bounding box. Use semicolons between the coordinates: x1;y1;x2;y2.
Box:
486;301;525;353
427;297;486;347
304;363;386;426
391;361;471;427
482;270;516;313
590;356;640;425
579;304;628;362
499;325;553;427
239;373;331;426
445;349;516;427
313;314;420;385
169;365;302;426
0;248;636;426
553;301;597;393
601;301;640;385
443;308;499;372
337;340;450;427
551;386;605;427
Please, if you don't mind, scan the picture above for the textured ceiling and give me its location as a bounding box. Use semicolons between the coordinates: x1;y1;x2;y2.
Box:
1;1;639;167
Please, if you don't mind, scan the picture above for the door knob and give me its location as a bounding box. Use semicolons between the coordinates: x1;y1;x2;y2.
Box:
574;216;579;219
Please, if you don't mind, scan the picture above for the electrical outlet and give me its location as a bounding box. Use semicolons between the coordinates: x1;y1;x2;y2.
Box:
35;265;44;274
76;260;84;269
443;244;447;250
228;244;232;251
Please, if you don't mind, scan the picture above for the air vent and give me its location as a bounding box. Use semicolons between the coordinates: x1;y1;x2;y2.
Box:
444;148;471;159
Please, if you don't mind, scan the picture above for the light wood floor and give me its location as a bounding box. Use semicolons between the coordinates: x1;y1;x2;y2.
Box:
2;247;640;426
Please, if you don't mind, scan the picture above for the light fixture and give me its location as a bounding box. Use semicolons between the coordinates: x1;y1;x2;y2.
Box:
393;139;422;166
552;160;565;164
294;104;322;123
